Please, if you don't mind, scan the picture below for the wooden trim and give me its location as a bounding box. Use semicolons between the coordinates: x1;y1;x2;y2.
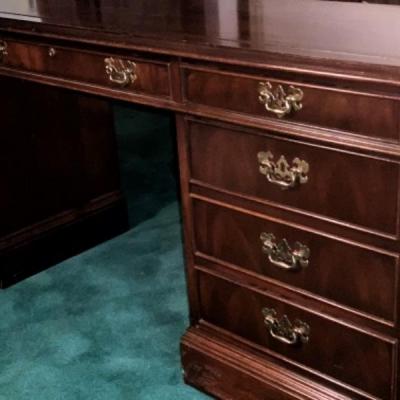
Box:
0;194;128;288
175;114;201;324
3;24;400;86
182;326;355;400
0;191;123;251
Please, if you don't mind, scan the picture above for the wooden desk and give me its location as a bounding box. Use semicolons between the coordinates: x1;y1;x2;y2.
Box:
1;1;400;398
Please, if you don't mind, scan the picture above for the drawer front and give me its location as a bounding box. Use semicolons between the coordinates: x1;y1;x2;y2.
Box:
193;199;398;323
188;120;400;236
184;67;399;142
0;40;170;97
199;271;396;399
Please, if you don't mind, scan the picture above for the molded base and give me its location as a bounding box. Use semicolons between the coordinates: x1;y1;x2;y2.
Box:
181;326;351;400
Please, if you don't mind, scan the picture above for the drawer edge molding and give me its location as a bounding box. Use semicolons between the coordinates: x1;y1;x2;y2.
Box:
196;268;398;399
182;327;353;400
183;107;400;158
191;179;399;241
181;63;400;100
195;252;398;328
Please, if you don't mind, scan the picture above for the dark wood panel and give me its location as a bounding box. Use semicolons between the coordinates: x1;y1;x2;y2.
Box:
29;83;85;220
198;271;396;399
0;77;127;285
76;96;120;200
184;67;400;141
188;119;400;236
0;194;128;288
0;77;33;236
193;198;398;324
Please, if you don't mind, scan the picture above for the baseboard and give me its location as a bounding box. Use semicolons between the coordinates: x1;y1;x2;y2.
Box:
0;192;129;288
181;326;352;400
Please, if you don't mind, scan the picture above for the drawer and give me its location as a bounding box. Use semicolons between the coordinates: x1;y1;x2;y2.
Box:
183;66;399;142
188;120;400;236
193;199;399;324
199;271;397;399
0;39;170;97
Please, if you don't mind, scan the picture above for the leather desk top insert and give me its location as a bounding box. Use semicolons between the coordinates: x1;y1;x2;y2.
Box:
1;1;400;399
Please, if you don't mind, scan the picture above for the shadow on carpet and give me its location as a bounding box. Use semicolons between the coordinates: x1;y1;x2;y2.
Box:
0;103;211;399
0;201;210;399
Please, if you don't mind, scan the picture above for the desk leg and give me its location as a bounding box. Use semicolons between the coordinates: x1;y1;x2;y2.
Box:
0;77;128;287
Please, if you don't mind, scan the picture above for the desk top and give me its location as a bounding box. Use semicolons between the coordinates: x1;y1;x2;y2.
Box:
1;1;400;76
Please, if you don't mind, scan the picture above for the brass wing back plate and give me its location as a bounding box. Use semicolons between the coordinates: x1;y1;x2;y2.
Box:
262;307;310;345
259;82;303;118
257;151;309;189
105;57;137;87
260;232;310;271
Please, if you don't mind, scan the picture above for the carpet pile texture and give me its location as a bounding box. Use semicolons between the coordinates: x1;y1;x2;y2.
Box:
0;105;210;399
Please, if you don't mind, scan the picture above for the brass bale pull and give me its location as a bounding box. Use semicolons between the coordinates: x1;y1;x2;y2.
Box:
259;82;303;118
48;47;56;58
0;40;8;62
262;308;310;345
105;57;137;87
257;151;309;189
260;232;309;271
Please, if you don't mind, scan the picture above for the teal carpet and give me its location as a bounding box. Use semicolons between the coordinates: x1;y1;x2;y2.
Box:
0;106;211;399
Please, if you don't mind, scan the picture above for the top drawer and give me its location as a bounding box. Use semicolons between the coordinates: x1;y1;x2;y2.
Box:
0;39;171;98
183;66;400;142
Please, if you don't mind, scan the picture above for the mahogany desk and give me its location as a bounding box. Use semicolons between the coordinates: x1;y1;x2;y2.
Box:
2;1;400;399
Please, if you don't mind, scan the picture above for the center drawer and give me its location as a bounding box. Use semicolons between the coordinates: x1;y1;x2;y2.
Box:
0;39;171;98
199;271;397;400
188;119;400;237
193;198;398;324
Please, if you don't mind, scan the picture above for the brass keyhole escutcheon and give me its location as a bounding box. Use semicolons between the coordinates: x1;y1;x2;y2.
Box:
48;47;56;57
0;40;8;62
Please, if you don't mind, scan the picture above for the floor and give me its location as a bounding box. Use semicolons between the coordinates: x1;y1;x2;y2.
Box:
0;105;211;400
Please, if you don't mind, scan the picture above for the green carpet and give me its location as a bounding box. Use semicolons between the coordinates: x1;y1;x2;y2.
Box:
0;105;211;399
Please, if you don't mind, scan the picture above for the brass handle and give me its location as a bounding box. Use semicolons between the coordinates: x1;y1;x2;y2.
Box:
105;57;137;87
259;82;303;118
260;233;309;271
0;40;8;62
257;151;309;189
262;308;310;345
